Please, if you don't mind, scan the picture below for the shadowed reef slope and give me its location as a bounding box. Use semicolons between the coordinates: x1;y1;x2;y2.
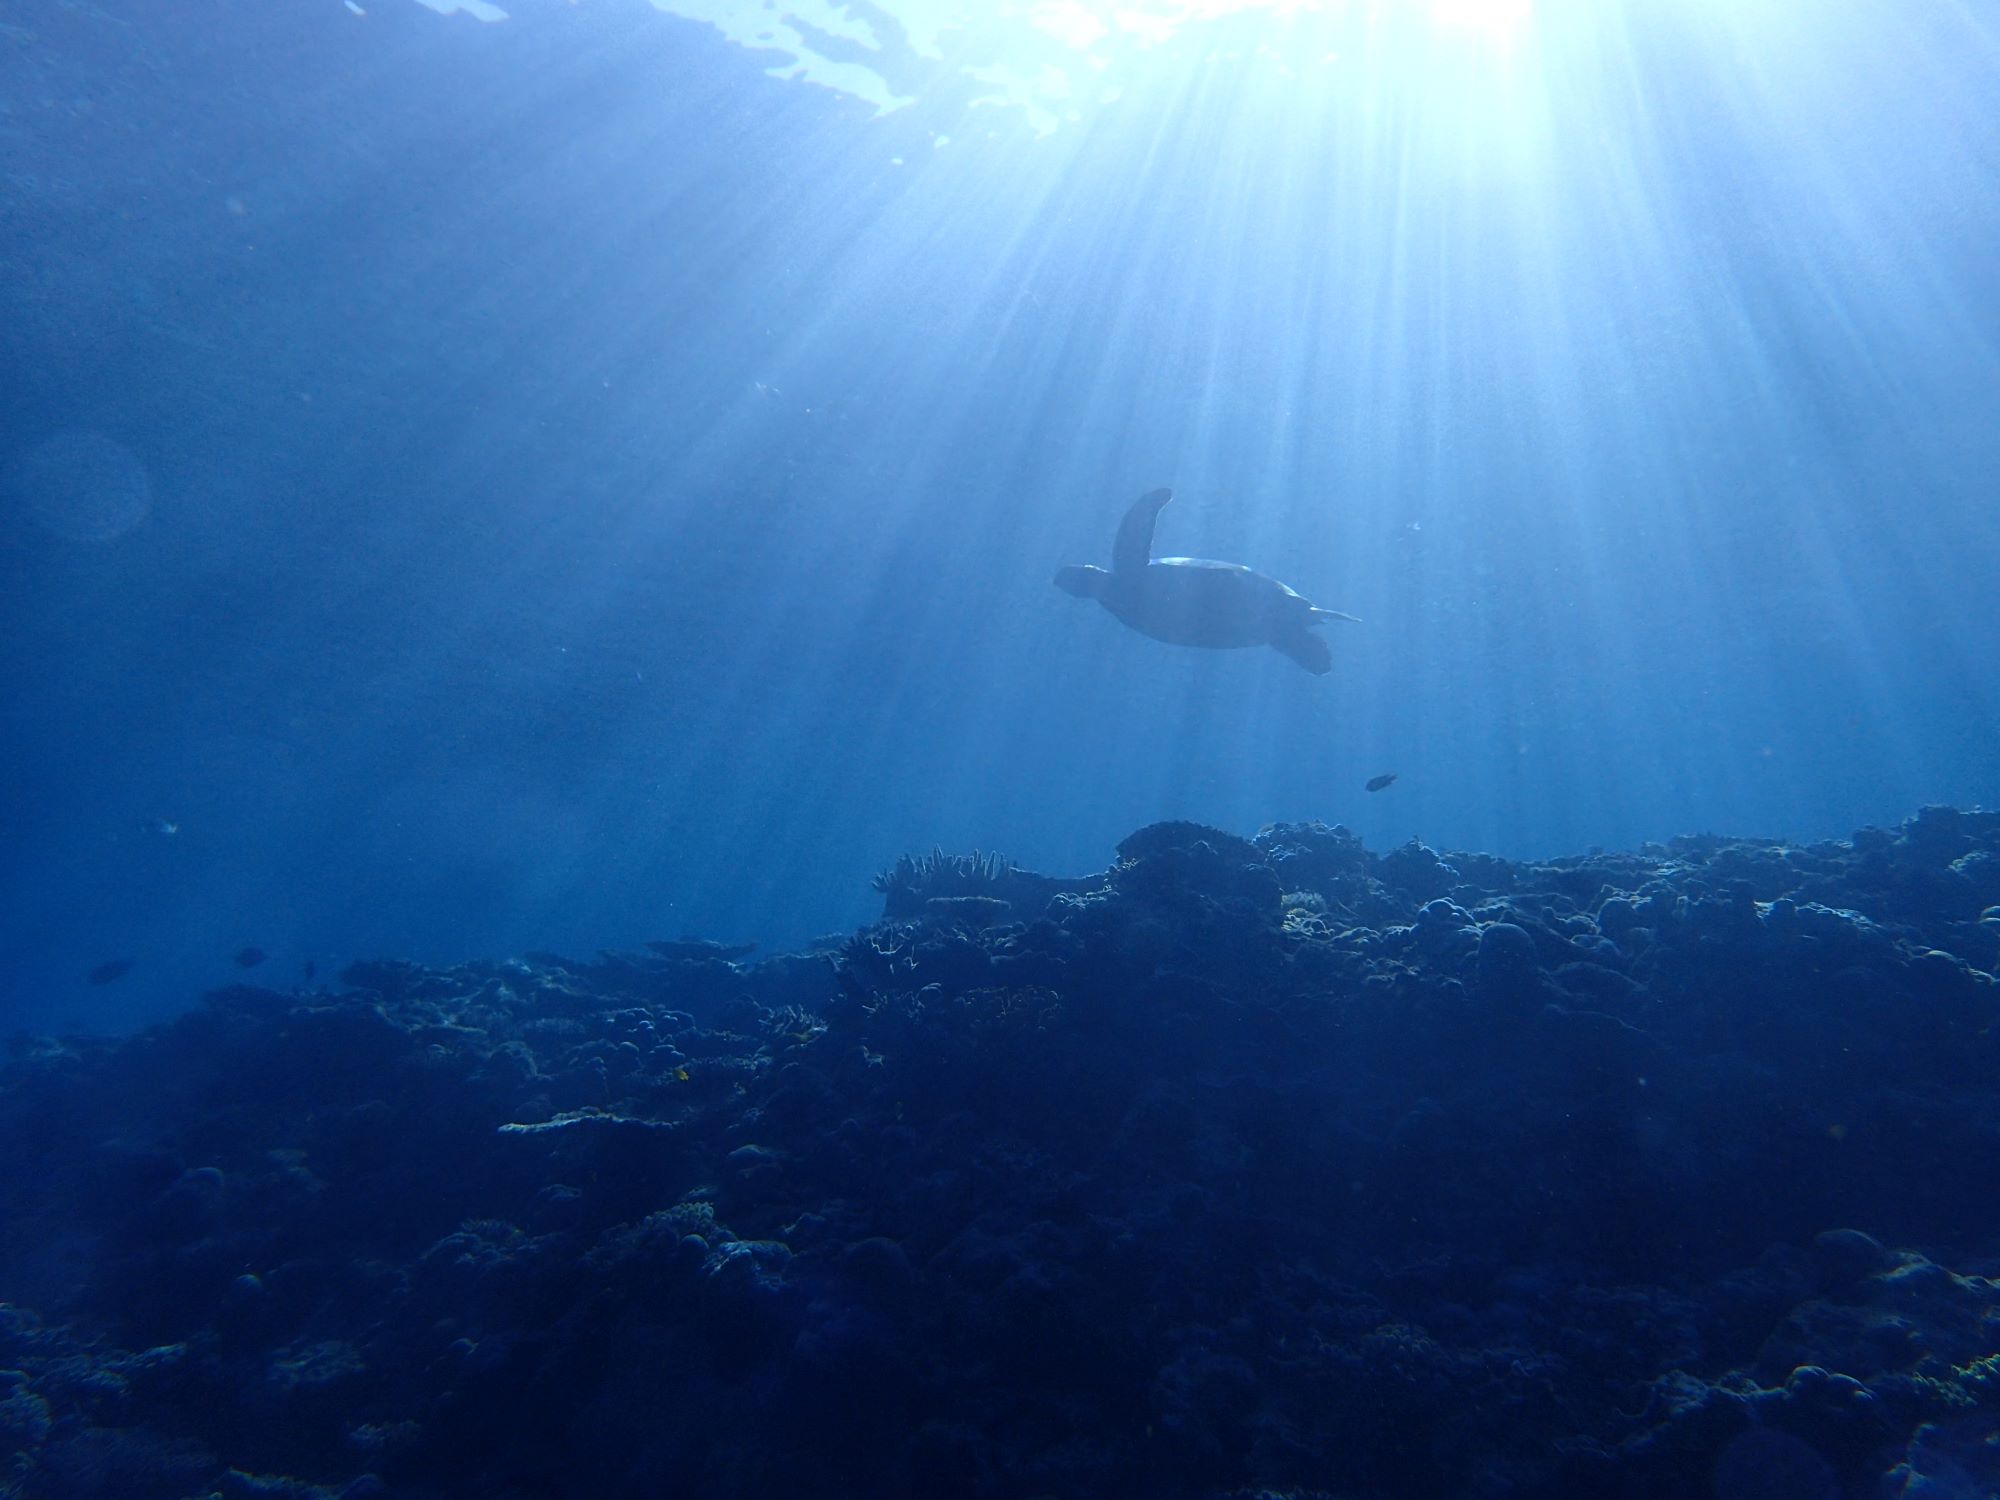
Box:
4;809;2000;1499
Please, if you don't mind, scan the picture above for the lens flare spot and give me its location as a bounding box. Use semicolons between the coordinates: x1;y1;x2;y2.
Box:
5;430;153;543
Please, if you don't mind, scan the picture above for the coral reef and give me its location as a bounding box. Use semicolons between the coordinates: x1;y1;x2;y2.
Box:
3;810;2000;1498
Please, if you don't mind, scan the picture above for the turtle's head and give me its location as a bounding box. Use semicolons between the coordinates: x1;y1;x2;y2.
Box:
1055;564;1109;600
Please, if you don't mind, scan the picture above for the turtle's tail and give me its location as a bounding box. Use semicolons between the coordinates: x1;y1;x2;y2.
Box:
1312;608;1362;625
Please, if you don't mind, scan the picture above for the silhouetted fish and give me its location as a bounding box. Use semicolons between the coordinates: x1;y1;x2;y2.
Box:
87;959;134;985
234;946;268;969
1365;773;1398;792
302;960;317;984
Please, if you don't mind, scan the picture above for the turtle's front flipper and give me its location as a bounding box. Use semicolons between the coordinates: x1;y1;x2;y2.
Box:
1111;488;1173;574
1311;607;1362;624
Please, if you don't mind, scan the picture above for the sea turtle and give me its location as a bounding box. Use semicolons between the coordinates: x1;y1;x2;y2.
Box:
1054;487;1358;674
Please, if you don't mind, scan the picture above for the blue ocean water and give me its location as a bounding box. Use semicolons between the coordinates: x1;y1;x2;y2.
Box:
3;3;1996;1026
9;9;2000;1497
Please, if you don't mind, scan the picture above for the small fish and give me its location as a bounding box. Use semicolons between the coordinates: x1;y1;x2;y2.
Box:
234;946;268;969
87;958;135;986
1365;773;1398;793
302;960;317;984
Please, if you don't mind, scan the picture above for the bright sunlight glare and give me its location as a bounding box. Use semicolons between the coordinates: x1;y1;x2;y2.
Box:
353;0;2000;931
642;0;1539;133
517;0;2000;893
1429;0;1533;40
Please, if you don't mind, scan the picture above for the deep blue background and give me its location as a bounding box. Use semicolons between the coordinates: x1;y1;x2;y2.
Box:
4;0;1997;1031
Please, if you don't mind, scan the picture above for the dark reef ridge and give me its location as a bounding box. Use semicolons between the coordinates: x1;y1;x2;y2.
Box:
6;809;2000;1499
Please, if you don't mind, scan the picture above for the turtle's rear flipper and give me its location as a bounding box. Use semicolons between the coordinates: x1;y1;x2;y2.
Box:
1271;628;1332;675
